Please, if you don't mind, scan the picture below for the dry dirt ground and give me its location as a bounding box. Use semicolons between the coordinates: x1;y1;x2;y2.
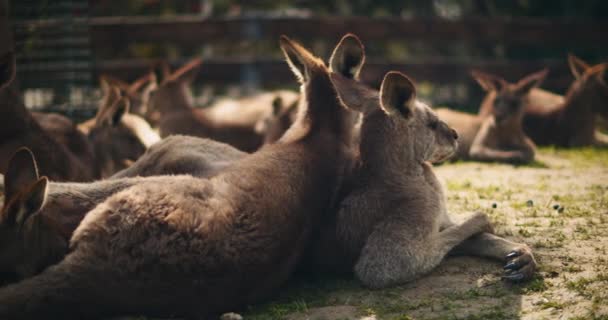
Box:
242;147;608;320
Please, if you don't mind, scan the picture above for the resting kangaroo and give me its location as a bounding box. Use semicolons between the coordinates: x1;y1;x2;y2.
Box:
77;82;160;177
0;35;355;319
521;55;608;146
435;69;545;163
0;51;94;181
146;58;299;151
0;148;171;284
0;34;367;284
305;72;537;288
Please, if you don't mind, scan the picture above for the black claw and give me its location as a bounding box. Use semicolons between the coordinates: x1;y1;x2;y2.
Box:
503;273;525;281
504;262;519;270
505;251;520;259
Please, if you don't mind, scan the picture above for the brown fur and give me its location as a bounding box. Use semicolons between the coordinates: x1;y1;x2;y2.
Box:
436;69;545;163
0;148;166;283
521;55;608;146
78;83;160;177
304;72;537;287
0;52;94;182
0;34;367;285
146;59;301;152
0;35;355;319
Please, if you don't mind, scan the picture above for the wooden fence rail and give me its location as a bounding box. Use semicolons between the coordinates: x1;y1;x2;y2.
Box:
12;15;608;109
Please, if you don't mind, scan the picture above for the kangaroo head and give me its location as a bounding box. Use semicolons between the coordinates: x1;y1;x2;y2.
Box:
145;58;201;118
255;95;299;144
0;51;15;90
278;36;350;143
88;86;159;177
99;73;155;118
362;72;458;164
0;148;66;281
472;69;548;124
566;54;608;118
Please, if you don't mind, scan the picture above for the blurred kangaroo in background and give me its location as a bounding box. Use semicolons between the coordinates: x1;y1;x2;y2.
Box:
77;81;160;177
0;35;357;319
145;58;299;151
519;55;608;146
0;52;95;182
304;72;537;287
435;69;546;163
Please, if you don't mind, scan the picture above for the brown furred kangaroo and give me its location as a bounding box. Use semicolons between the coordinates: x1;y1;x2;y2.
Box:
521;55;608;146
436;69;545;163
0;34;367;285
304;72;537;288
0;35;355;319
0;52;94;182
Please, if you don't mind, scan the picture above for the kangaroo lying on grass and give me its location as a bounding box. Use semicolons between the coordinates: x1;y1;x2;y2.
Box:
303;72;537;288
521;55;608;146
435;69;545;164
0;34;366;286
0;35;356;319
145;58;299;151
477;55;608;146
0;52;95;182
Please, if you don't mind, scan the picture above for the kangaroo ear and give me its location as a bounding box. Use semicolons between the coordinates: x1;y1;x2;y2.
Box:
471;70;506;92
280;35;323;83
109;97;130;126
96;86;122;126
329;33;365;80
152;60;171;85
128;73;152;93
568;54;590;79
514;68;548;96
272;96;283;116
0;51;16;89
170;58;202;84
3;177;48;226
379;71;417;119
4;148;40;202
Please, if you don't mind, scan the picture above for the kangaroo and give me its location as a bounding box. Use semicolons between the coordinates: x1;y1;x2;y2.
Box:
0;51;94;182
147;59;288;152
522;55;608;146
98;72;156;118
0;34;367;286
0;148;175;284
77;82;160;177
0;35;355;319
255;95;299;144
435;69;545;163
304;72;537;288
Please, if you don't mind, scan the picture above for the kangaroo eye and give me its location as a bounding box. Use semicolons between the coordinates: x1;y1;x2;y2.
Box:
428;121;438;130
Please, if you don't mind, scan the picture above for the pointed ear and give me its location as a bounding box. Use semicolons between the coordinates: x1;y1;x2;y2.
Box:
568;54;590;79
128;73;152;93
170;58;202;84
15;177;48;225
329;33;365;80
96;86;122;126
109;97;130;126
471;70;506;92
280;35;323;83
514;68;548;96
4;147;39;201
99;76;112;96
272;96;283;116
0;51;16;89
152;60;171;85
379;71;417;118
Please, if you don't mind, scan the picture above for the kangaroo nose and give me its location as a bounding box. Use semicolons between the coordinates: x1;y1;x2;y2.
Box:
451;129;458;140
